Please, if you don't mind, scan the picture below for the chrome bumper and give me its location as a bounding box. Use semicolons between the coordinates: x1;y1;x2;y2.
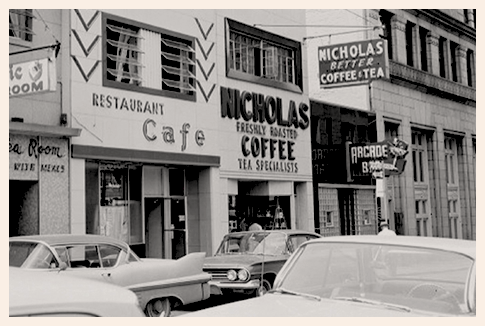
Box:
209;279;260;295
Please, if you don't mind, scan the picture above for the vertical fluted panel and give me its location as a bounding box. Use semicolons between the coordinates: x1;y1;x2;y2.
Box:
140;29;161;88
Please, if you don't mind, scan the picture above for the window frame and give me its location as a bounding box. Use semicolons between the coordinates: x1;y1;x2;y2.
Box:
224;18;303;93
102;12;196;102
9;9;34;43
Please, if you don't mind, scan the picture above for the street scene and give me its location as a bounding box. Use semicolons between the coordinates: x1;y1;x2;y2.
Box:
9;8;476;317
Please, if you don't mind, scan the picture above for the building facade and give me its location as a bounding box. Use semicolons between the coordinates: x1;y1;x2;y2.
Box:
9;10;82;236
306;9;476;239
10;9;313;258
311;100;378;236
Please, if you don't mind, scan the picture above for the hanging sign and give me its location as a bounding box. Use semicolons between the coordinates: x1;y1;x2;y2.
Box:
318;39;389;88
9;56;57;97
346;137;409;181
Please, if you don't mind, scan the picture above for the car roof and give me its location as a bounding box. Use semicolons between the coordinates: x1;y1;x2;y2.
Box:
226;229;321;236
9;234;129;248
9;267;141;316
305;235;476;259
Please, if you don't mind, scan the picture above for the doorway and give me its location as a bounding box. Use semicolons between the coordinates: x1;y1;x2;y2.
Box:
9;180;39;236
339;189;356;235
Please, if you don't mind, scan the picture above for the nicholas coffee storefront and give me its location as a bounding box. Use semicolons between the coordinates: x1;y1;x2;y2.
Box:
218;86;315;236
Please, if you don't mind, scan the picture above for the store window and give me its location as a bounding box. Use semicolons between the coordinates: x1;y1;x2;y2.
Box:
85;161;143;245
9;9;34;42
225;18;303;93
103;13;196;101
228;195;291;232
317;187;339;237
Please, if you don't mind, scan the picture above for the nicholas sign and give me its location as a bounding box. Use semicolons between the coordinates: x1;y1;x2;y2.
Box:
318;39;389;88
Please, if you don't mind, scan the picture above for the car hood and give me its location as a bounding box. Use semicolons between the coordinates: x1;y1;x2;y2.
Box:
204;254;284;269
180;293;441;317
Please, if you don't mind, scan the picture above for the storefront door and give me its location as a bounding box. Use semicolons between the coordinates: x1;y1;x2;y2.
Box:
143;167;187;259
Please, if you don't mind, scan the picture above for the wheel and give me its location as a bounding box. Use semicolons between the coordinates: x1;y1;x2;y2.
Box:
145;298;172;317
255;278;272;296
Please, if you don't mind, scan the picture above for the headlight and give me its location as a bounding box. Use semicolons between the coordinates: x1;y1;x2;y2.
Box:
227;269;237;281
237;269;249;281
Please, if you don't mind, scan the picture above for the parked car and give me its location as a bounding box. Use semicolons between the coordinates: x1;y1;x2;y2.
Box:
203;230;321;296
184;235;476;317
9;234;211;317
9;266;145;317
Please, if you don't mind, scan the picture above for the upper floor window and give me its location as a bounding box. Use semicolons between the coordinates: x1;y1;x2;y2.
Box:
9;9;34;42
419;27;428;72
438;37;447;78
449;41;458;82
103;13;196;101
225;18;303;93
463;9;470;24
444;136;457;185
379;10;394;60
405;21;415;67
411;130;429;183
466;49;475;87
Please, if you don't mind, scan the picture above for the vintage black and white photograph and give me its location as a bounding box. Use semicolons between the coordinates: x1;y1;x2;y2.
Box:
9;7;476;317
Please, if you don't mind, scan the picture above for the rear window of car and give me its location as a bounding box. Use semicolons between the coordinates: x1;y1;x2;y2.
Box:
9;242;38;267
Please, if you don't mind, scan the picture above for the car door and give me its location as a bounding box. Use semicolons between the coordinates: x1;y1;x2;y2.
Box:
54;244;122;284
287;234;319;254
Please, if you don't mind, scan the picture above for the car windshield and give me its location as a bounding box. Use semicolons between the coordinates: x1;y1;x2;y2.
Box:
276;242;474;315
216;232;288;256
9;242;58;269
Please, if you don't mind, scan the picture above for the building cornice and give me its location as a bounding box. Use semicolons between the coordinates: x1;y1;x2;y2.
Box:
405;9;476;43
389;61;476;106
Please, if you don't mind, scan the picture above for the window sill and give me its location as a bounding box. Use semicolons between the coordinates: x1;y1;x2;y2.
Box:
103;79;196;102
9;36;32;48
227;69;303;94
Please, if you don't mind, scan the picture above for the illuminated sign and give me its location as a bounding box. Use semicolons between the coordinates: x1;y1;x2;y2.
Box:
318;39;389;88
9;57;56;97
346;138;409;180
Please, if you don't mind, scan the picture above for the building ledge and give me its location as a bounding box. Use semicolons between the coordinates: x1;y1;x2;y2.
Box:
9;121;82;138
390;61;476;105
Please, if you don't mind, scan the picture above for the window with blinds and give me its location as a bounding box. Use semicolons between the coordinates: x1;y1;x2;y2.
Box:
103;14;196;101
9;9;34;42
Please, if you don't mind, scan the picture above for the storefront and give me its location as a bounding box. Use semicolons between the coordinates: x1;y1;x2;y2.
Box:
311;100;378;236
69;9;221;259
218;86;315;237
9;126;80;236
